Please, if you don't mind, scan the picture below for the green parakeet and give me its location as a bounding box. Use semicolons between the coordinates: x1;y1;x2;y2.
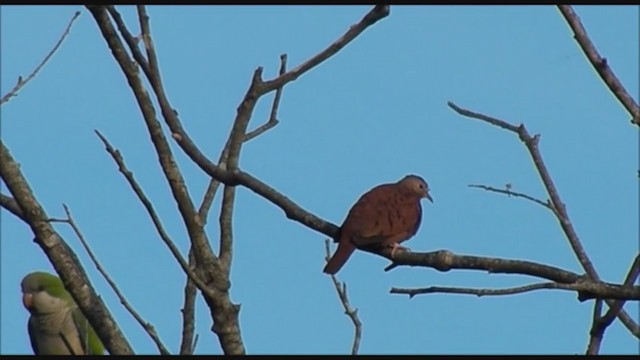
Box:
21;271;105;355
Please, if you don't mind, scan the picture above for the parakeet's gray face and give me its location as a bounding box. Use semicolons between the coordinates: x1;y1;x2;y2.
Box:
21;274;71;316
23;290;69;316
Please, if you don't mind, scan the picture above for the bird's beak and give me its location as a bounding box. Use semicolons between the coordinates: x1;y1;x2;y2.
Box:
22;293;33;310
425;193;433;203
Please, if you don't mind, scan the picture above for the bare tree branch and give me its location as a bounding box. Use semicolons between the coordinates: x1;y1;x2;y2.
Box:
199;53;286;223
0;192;25;220
260;6;390;92
468;184;554;212
1;11;81;106
557;5;640;126
324;239;362;355
179;248;198;355
94;130;214;299
390;281;634;299
89;5;246;353
0;140;133;355
587;254;640;354
447;101;640;337
49;205;171;355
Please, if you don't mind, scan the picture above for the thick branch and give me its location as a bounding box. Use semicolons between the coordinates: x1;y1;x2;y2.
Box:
0;141;133;355
1;11;81;105
89;5;245;354
557;5;640;126
50;205;170;355
382;249;638;301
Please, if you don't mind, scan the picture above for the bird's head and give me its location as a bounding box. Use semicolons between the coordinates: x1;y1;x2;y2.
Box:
21;271;73;315
399;174;433;203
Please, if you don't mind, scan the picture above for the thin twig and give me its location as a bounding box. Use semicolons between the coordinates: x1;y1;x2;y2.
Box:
324;239;362;355
587;254;640;354
448;101;640;337
49;204;171;355
389;281;632;299
557;5;640;126
468;184;554;212
94;130;214;299
1;11;81;105
261;6;389;93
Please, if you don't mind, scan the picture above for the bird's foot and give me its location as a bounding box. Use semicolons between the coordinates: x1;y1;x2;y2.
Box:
389;243;410;258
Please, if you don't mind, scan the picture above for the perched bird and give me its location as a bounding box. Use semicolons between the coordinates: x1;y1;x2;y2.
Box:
21;271;105;355
323;174;433;275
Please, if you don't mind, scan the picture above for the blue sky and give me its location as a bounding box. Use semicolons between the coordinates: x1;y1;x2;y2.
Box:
1;5;638;355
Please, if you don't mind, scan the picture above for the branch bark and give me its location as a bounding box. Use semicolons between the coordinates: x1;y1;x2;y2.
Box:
50;205;170;355
448;101;639;338
1;11;81;106
557;5;640;126
0;141;133;355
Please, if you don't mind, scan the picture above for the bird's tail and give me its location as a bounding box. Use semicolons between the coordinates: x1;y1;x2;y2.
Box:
323;239;356;275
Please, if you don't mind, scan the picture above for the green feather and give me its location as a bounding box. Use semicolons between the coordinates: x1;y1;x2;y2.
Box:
22;271;106;355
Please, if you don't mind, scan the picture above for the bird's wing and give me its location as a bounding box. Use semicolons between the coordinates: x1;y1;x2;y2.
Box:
27;317;40;355
343;186;420;249
71;307;91;354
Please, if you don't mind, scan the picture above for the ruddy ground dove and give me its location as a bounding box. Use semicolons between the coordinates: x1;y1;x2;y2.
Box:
323;174;433;274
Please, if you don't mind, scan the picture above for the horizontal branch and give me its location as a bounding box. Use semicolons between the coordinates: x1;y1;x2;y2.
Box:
382;249;638;301
390;281;633;299
468;184;554;212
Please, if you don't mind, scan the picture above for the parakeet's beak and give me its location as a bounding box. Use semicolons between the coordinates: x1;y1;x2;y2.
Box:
22;293;33;310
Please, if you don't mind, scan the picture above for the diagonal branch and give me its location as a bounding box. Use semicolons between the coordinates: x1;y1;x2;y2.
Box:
260;6;390;93
557;5;640;126
324;239;362;355
0;140;133;355
49;205;171;355
1;11;81;106
89;5;245;354
587;254;640;354
448;101;639;337
0;192;25;221
94;130;214;299
198;54;286;221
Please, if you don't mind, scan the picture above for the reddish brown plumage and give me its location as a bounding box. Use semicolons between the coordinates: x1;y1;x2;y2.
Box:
323;175;433;274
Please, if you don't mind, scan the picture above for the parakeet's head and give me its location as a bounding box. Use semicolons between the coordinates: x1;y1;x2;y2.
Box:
21;271;106;355
21;271;74;316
